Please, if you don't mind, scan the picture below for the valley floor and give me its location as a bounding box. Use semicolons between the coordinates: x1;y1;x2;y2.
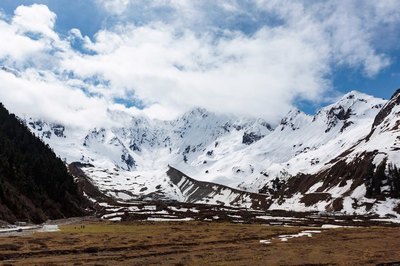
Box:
0;221;399;265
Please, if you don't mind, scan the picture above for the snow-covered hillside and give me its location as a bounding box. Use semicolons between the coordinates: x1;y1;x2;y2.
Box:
23;106;273;188
265;90;400;217
20;90;400;217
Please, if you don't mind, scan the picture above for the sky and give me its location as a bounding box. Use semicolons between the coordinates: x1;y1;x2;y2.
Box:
0;0;399;128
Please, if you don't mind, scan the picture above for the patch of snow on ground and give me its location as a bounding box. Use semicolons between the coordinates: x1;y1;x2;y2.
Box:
260;230;322;245
108;217;122;222
308;182;324;193
321;224;351;228
327;180;353;197
41;225;59;232
146;217;194;222
278;230;321;241
0;226;41;233
371;198;400;218
256;216;306;221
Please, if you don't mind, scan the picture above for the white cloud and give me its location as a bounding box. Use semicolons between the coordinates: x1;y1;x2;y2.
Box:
59;24;330;121
13;4;57;40
96;0;131;15
0;19;45;62
255;0;394;77
0;2;399;127
0;70;114;129
0;4;69;69
95;0;396;77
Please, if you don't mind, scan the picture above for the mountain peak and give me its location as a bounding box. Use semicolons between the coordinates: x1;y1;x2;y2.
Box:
343;89;363;97
180;107;211;120
279;108;310;131
310;90;385;134
335;90;374;106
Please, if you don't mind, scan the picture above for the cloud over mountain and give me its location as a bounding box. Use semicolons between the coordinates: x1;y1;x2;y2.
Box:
0;1;399;126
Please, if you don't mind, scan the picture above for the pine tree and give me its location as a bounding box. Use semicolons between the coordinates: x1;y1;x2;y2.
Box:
366;159;387;198
388;163;400;198
0;103;87;223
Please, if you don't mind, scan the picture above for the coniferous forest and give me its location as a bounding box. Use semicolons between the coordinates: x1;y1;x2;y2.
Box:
0;103;86;223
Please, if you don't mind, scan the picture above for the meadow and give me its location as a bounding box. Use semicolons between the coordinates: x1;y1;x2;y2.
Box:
0;221;399;265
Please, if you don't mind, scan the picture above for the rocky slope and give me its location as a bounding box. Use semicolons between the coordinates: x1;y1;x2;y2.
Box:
266;90;400;217
18;90;400;218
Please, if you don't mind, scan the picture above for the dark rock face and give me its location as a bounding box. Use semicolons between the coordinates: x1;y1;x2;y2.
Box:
167;166;270;209
340;121;354;133
280;109;301;131
129;143;141;152
242;132;264;145
121;153;135;170
371;89;400;131
270;151;378;212
26;121;65;138
365;89;400;141
42;130;52;139
28;120;44;131
325;106;352;133
51;124;65;138
68;162;116;207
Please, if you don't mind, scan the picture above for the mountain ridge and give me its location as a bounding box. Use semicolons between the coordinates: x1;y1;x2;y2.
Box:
13;89;400;218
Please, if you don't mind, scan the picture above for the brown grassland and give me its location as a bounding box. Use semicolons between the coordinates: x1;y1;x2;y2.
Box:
0;221;399;265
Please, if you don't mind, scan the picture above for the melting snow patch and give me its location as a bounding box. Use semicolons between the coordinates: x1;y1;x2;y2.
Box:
328;180;353;197
260;230;321;245
278;230;321;241
143;205;157;211
308;181;324;193
109;217;122;222
146;217;194;222
320;224;354;228
102;212;125;219
256;215;305;221
0;225;40;233
169;207;188;212
41;225;59;232
228;214;242;218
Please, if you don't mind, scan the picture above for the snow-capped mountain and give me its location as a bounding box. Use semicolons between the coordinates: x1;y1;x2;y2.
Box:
20;90;400;217
267;90;400;217
22;107;272;202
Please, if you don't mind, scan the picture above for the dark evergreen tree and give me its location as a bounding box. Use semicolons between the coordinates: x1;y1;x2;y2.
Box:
388;163;400;198
366;159;386;198
0;103;87;223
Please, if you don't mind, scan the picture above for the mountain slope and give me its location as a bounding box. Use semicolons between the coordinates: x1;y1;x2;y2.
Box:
237;91;385;191
0;103;87;223
22;91;383;188
18;90;400;217
267;90;400;216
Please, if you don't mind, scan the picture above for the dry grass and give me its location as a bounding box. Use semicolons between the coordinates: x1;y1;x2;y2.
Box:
0;221;399;265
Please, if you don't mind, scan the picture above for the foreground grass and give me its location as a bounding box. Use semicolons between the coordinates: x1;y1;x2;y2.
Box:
0;221;399;265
